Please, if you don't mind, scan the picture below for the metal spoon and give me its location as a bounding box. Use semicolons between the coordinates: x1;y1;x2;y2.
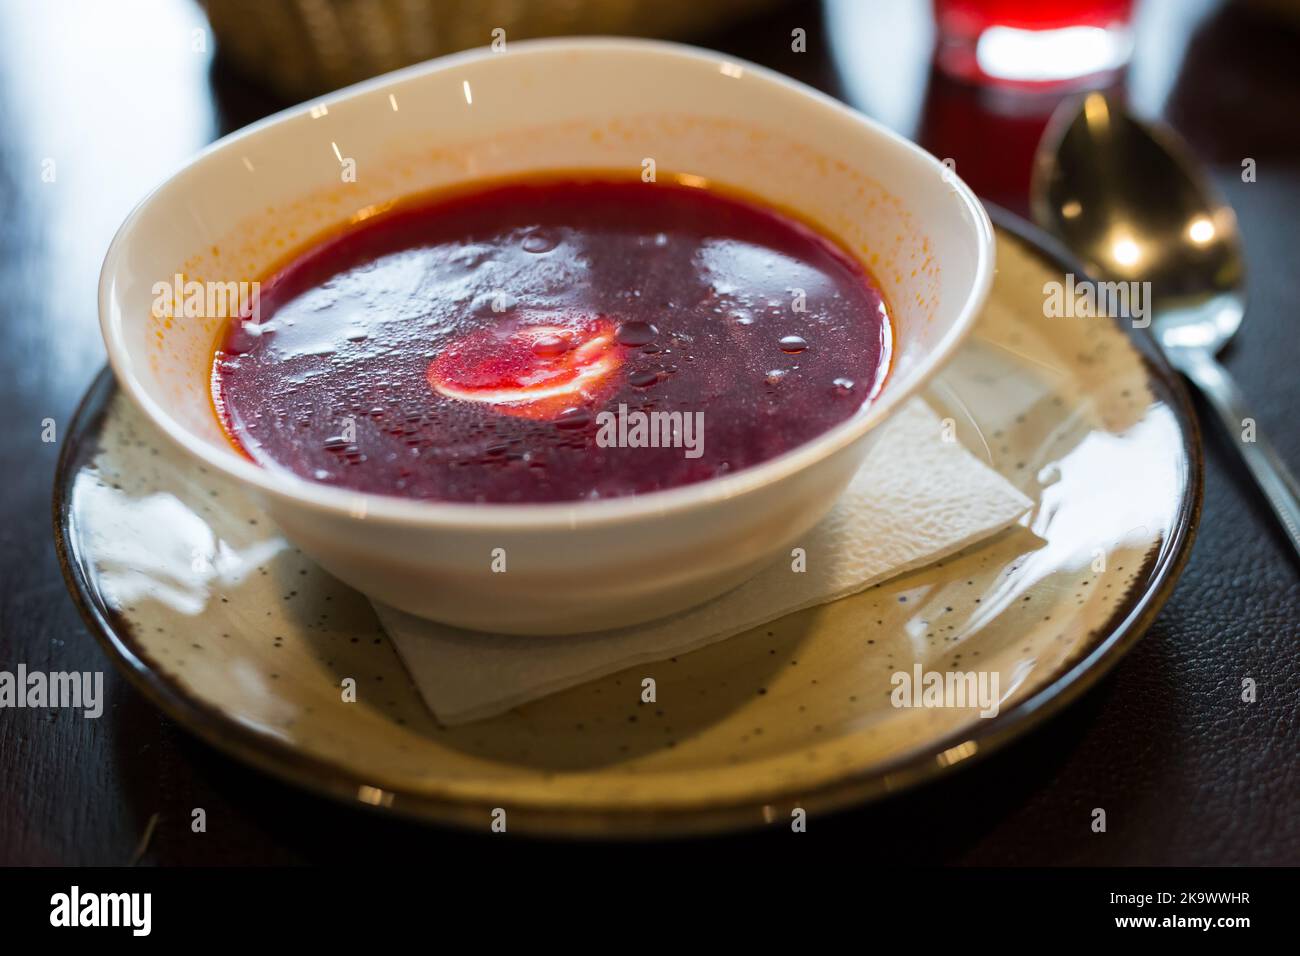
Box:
1031;92;1300;559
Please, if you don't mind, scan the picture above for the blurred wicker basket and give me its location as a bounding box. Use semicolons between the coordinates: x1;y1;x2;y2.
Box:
203;0;783;100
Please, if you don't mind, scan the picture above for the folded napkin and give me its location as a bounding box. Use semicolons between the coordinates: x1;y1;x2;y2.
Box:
377;398;1033;725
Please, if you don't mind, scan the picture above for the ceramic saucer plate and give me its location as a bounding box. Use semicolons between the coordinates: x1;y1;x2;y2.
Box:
54;213;1201;836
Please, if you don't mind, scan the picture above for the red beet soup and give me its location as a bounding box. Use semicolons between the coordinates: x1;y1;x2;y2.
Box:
211;177;892;503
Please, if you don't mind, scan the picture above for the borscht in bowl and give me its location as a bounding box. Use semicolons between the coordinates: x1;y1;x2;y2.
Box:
99;39;993;633
212;177;893;504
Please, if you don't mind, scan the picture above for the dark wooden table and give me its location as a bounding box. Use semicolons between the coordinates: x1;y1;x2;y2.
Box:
1;0;1296;865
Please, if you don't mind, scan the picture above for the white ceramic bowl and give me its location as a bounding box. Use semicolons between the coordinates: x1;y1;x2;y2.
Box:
99;38;993;635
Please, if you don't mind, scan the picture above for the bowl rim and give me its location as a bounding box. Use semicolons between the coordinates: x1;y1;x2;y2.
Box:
98;35;995;530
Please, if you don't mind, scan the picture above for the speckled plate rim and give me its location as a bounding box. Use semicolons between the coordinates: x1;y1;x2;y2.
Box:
53;208;1203;837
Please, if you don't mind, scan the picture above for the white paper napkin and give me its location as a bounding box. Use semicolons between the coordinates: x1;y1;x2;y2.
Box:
377;398;1033;725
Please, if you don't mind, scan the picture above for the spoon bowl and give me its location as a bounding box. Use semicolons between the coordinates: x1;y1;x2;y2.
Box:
1032;92;1246;352
1032;93;1300;560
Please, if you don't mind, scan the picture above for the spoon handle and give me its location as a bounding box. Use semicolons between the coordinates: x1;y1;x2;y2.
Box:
1179;352;1300;559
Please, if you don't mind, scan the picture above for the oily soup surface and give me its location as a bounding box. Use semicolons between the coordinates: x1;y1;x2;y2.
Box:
213;180;891;503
